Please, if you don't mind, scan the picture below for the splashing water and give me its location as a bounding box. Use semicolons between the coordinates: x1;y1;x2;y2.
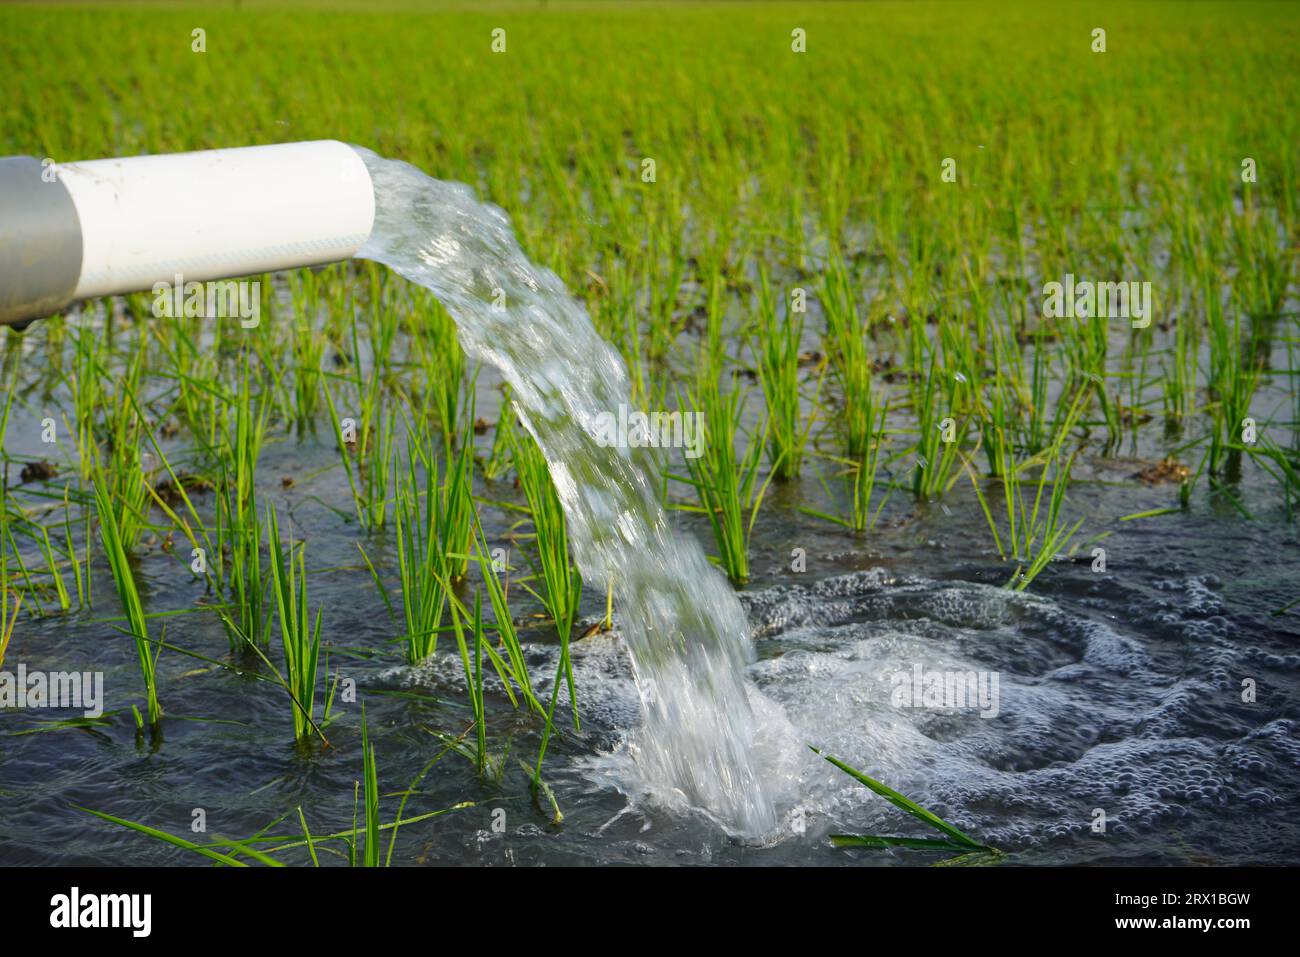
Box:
353;147;781;835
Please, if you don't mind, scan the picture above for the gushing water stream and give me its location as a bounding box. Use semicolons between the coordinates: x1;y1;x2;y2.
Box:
353;148;780;835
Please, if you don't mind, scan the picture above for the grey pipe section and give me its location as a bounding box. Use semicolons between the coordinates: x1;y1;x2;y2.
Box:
0;157;84;329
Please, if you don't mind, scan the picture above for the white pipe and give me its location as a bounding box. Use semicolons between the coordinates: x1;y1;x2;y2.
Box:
0;141;376;326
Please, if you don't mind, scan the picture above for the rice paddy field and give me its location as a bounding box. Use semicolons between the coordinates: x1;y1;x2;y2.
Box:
2;0;1299;871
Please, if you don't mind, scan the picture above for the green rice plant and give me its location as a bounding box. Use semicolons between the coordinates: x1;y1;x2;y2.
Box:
0;519;44;619
78;807;278;867
0;570;19;670
324;379;397;531
467;514;541;716
410;295;467;444
0;489;88;619
805;397;890;533
324;282;399;452
1232;200;1294;322
265;505;324;745
480;394;517;483
1206;296;1263;478
131;361;271;655
0;513;74;620
509;426;582;644
679;371;777;585
389;443;448;663
91;457;161;730
812;747;996;860
1023;328;1055;455
357;706;381;867
439;527;551;778
1246;436;1300;522
975;375;1015;481
819;255;876;458
1289;332;1300;455
99;345;153;552
981;447;1083;592
363;405;397;531
1162;302;1200;428
752;267;816;479
445;590;488;774
214;377;273;651
597;265;655;412
32;522;71;613
58;485;88;610
1059;308;1109;403
643;228;692;366
373;433;475;663
911;354;967;501
966;392;1087;591
0;393;18;649
67;327;102;483
507;423;582;767
284;267;332;433
149;312;224;459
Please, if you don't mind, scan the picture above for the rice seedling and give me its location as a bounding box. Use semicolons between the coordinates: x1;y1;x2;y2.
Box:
1246;437;1300;522
147;312;225;460
282;267;341;433
480;396;517;482
324;378;397;532
31;521;71;613
410;295;468;445
356;705;381;866
966;392;1088;591
67;327;103;484
911;354;968;501
0;566;19;670
752;267;816;480
508;424;581;745
1206;298;1264;479
366;432;475;664
265;505;325;745
0;520;44;619
819;255;876;459
679;370;776;585
98;345;154;552
91;457;161;730
509;425;582;645
805;397;891;534
213;384;271;640
444;590;488;774
438;523;551;777
466;514;541;716
58;485;89;610
439;423;477;586
1232;199;1294;323
78;807;277;867
811;747;996;860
